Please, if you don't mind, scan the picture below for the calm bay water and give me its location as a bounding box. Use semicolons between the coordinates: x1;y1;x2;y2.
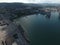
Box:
14;11;60;45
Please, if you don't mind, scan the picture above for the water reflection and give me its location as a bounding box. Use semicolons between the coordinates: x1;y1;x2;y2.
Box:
43;11;60;21
14;11;60;45
58;13;60;20
45;13;51;19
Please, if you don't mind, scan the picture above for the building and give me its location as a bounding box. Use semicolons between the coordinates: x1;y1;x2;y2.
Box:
0;15;30;45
